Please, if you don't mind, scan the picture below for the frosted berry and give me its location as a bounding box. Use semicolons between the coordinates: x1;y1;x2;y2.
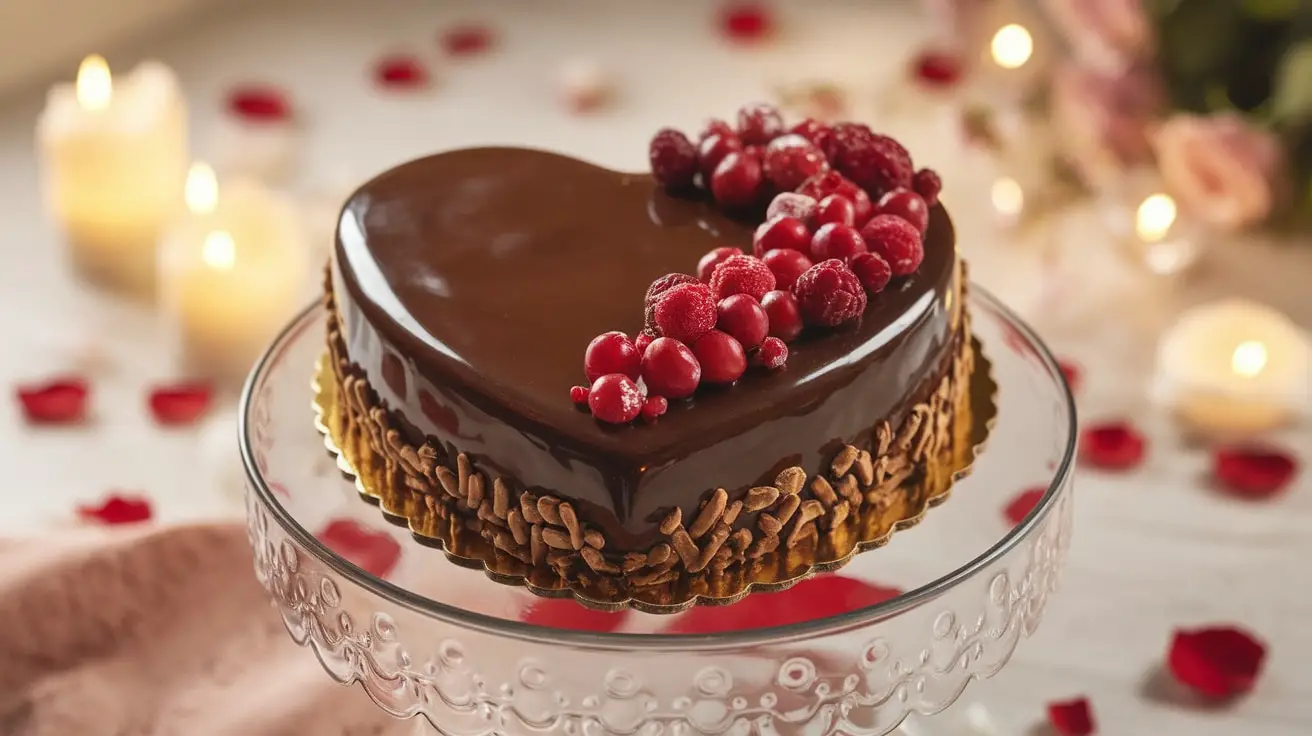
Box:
850;252;892;294
752;216;811;257
698;133;745;178
698;118;736;143
762;248;813;290
709;254;776;301
653;282;717;343
810;222;867;262
634;332;654;354
861;215;924;276
813;194;856;227
796;171;873;225
736;103;785;145
763;134;829;191
716;294;770;350
761;289;804;341
792;258;867;327
829;124;915;198
710;151;764;209
588;374;645;424
877;188;929;233
570;385;590;405
757;337;789;369
641;395;669;422
585;331;642;382
649;128;699;191
789;118;836;158
644;273;700;331
697;246;743;282
693;330;748;384
913;168;943;207
642;337;702;399
766;192;818;226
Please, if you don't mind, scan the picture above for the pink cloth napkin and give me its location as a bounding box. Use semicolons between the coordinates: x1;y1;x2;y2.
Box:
0;521;409;736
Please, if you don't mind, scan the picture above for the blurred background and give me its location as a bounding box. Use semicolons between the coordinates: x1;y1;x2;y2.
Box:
0;0;1308;734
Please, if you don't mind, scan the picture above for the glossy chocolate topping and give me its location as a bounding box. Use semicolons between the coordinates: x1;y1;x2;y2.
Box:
333;147;958;550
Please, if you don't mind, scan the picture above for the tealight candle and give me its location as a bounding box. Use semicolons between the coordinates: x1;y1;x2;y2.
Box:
1155;299;1311;435
160;163;308;383
37;56;188;297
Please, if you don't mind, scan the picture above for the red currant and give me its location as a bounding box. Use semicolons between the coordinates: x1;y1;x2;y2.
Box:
693;330;748;384
641;337;702;399
715;294;770;350
761;290;803;342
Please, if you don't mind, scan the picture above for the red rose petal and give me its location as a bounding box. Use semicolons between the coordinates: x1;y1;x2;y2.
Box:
1003;487;1046;527
1058;359;1081;394
910;49;962;88
1168;626;1267;699
1213;446;1298;499
719;2;774;42
1080;421;1146;471
317;519;402;578
374;54;430;89
442;24;494;56
16;378;89;425
147;382;213;426
225;85;293;123
77;494;153;525
669;575;902;634
1047;697;1096;736
520;598;630;632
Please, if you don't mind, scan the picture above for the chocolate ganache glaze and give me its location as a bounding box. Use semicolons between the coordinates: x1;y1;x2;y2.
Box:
332;147;959;552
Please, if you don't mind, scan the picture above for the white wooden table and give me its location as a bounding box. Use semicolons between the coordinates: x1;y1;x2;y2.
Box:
0;1;1309;733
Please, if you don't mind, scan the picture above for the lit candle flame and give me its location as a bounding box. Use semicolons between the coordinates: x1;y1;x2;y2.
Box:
184;162;219;215
1231;340;1268;378
202;231;236;271
1136;193;1177;243
991;24;1033;70
991;177;1024;218
75;54;113;112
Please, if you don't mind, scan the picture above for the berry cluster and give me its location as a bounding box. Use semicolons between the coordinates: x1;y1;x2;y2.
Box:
577;103;941;424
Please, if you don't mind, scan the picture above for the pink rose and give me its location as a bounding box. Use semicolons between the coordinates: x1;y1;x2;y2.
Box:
1051;63;1162;185
1042;0;1153;71
1153;114;1285;231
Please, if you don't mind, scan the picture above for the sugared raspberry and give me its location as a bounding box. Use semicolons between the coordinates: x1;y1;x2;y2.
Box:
796;171;873;225
735;103;785;145
641;395;668;422
653;282;717;343
588;374;645;424
761;248;813;290
709;254;776;301
789;118;836;159
810;222;867;262
710;151;764;209
697;246;743;282
649;128;699;191
715;294;769;350
913;168;943;207
585;331;642;382
698;133;745;178
634;332;654;354
693;330;748;384
643;273;700;331
766;192;818;226
761;289;804;341
813;194;856;227
849;251;892;294
752;216;811;257
860;215;924;276
698;118;735;143
763;134;829;191
756;336;789;369
877;188;930;233
792;258;867;327
570;385;590;405
642;337;702;399
830;124;914;198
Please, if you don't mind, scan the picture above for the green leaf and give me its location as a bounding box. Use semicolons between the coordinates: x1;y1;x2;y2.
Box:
1272;43;1312;123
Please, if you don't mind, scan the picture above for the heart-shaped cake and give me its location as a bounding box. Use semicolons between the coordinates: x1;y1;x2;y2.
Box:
324;107;974;602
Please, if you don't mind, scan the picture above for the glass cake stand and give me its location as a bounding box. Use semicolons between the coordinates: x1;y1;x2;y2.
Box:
240;286;1077;736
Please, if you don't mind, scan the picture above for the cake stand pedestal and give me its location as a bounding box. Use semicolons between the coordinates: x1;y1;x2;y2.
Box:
240;287;1076;736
